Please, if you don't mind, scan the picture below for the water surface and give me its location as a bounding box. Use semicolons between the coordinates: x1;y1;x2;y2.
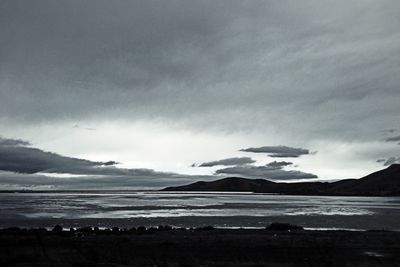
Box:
1;191;399;230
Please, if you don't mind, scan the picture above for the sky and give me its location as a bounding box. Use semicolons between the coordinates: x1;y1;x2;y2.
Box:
0;0;399;189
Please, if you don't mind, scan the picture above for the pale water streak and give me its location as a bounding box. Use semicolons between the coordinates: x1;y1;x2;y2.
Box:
0;191;399;230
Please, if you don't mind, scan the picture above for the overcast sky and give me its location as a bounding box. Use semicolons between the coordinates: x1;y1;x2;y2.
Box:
0;0;399;189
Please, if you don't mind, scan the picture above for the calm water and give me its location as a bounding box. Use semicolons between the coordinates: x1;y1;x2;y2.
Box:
1;191;399;230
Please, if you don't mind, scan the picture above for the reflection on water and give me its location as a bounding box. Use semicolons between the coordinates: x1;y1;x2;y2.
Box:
0;191;398;220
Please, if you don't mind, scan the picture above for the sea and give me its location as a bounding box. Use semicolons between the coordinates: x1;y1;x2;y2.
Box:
0;191;399;230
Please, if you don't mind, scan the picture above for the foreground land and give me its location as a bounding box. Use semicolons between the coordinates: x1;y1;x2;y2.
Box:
1;226;400;267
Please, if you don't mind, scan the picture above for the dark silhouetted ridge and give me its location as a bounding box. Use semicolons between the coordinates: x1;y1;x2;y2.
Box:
164;177;275;192
162;164;400;196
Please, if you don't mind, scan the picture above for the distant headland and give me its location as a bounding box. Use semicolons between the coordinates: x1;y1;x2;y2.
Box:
162;164;400;196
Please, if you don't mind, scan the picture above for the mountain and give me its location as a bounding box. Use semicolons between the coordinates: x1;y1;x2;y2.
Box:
325;164;400;196
162;164;400;196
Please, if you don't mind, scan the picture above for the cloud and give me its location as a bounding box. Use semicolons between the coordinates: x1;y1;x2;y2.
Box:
240;146;310;158
0;137;220;189
385;135;400;142
199;157;255;167
0;137;113;174
383;129;397;134
377;157;400;166
0;0;399;146
103;161;119;166
1;0;400;183
42;165;182;178
0;136;233;189
0;137;31;147
215;165;317;180
0;136;318;188
265;161;293;168
214;159;315;180
0;137;186;179
0;170;215;190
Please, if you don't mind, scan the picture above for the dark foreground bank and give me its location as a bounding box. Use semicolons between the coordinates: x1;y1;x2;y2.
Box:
1;225;400;267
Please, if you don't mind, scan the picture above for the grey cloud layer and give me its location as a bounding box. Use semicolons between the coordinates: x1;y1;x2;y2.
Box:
240;146;310;158
199;157;255;167
0;137;221;189
1;0;399;141
0;137;114;174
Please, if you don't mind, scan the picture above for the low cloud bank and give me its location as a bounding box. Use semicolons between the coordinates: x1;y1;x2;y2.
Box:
199;157;255;167
240;146;310;158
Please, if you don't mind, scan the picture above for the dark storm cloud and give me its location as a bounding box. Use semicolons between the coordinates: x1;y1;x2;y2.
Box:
0;137;224;189
240;146;310;158
0;0;399;142
199;157;255;167
0;137;189;180
0;138;114;174
215;165;317;180
385;135;400;142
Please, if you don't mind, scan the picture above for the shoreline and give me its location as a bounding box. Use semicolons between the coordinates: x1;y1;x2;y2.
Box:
0;226;380;232
1;189;399;197
1;214;399;231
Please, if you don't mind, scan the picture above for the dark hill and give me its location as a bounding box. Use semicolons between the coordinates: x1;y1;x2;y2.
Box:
167;177;275;192
325;164;400;196
162;164;400;196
